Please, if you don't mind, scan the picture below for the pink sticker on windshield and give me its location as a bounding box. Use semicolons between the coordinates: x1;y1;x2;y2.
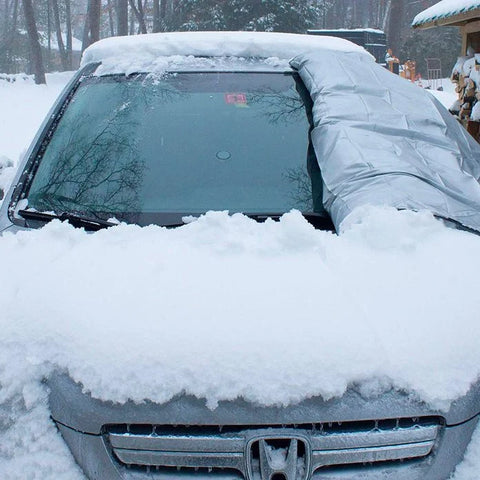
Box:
225;93;247;105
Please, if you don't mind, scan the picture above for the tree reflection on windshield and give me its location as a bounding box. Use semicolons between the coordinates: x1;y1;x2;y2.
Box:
26;72;327;223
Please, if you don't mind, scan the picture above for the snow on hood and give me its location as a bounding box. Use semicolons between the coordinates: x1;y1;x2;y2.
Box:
81;31;371;75
2;208;480;409
2;208;480;476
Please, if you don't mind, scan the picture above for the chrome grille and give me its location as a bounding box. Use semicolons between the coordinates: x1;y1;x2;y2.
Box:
105;418;442;477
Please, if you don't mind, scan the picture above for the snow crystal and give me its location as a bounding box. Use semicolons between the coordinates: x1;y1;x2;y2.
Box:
413;0;480;27
81;31;370;75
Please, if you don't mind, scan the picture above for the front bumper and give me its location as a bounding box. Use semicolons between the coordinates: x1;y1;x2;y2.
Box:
56;416;478;480
49;374;480;480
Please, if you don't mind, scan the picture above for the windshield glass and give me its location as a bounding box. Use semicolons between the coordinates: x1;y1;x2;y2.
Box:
25;71;325;225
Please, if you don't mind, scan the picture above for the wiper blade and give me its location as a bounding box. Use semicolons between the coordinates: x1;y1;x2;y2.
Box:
243;213;283;221
17;209;117;231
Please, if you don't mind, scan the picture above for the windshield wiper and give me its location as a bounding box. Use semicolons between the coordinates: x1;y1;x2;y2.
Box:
17;209;117;231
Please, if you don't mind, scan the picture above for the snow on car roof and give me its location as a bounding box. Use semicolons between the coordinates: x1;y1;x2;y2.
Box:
81;31;370;75
413;0;480;27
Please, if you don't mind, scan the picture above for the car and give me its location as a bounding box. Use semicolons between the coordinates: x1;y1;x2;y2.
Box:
1;31;480;480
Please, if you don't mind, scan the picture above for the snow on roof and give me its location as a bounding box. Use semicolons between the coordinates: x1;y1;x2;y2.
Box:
81;31;370;75
413;0;480;27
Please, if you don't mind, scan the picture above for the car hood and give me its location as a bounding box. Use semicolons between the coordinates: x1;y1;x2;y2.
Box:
48;373;479;434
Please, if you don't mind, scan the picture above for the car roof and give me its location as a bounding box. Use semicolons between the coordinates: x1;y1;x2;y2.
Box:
81;31;370;76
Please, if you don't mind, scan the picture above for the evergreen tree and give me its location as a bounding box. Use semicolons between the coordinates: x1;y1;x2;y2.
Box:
176;0;320;33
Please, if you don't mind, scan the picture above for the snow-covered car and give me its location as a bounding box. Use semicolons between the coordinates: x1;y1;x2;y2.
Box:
1;32;480;480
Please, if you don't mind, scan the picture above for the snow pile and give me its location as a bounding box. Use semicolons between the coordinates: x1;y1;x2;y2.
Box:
3;208;480;410
413;0;480;27
81;31;370;75
426;77;458;109
0;209;480;477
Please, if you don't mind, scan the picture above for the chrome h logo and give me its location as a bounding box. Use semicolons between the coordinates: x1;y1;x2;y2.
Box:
246;434;311;480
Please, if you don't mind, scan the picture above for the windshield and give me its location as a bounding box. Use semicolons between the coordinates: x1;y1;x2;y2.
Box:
24;71;325;225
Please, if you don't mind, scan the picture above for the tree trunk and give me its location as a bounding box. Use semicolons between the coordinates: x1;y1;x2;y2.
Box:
82;0;101;51
153;0;160;32
21;0;46;84
116;0;128;36
382;0;392;32
137;0;147;33
47;0;51;70
4;0;10;37
387;0;404;53
52;0;68;70
107;0;115;36
128;0;147;34
89;0;101;43
65;0;72;69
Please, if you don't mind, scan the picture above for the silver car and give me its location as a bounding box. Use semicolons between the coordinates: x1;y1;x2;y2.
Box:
0;32;479;480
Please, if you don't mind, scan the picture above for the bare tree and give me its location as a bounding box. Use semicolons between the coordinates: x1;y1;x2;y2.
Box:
153;0;161;32
82;0;101;51
382;0;392;31
52;0;68;70
21;0;46;84
107;0;115;36
116;0;128;35
65;0;73;69
387;0;404;51
128;0;147;34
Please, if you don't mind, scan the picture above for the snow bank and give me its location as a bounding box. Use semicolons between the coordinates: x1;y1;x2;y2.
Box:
413;0;480;27
81;31;370;75
1;208;480;477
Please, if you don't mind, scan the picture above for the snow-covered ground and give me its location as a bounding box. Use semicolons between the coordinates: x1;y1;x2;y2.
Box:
0;72;479;479
0;72;74;196
425;77;457;109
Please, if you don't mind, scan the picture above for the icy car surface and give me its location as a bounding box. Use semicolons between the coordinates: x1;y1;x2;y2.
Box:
1;32;479;480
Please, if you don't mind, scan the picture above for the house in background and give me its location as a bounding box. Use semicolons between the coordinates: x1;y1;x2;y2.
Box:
413;1;480;140
412;1;480;55
2;31;82;75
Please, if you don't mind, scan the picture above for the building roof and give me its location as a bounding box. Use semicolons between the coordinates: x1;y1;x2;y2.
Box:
412;0;480;29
